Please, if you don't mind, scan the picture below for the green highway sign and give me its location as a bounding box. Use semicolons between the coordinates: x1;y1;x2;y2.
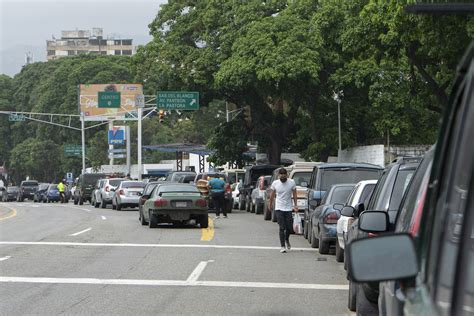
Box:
98;92;121;108
9;113;26;122
156;91;199;110
64;144;82;157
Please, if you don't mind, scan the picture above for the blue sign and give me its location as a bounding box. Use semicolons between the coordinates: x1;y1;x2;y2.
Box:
66;172;73;182
108;127;125;145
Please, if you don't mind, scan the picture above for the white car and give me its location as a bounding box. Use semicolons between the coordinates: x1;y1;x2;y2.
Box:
231;182;241;209
112;181;146;211
335;179;377;263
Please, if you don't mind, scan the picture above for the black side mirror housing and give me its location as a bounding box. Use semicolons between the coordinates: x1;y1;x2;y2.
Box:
354;202;365;217
358;211;389;233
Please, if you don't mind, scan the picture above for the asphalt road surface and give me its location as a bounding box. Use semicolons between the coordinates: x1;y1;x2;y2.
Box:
0;201;352;315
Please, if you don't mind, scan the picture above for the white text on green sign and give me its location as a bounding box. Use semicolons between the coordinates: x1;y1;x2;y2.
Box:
156;91;199;110
98;92;121;108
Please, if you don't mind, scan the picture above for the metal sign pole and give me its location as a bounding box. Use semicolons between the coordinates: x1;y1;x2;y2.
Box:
109;121;114;166
81;113;86;175
137;107;143;180
126;126;131;177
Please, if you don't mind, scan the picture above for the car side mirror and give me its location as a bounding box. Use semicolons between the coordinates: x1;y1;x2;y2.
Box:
341;206;355;217
347;234;418;283
110;188;115;192
333;203;344;211
309;200;319;207
310;191;324;206
358;211;389;233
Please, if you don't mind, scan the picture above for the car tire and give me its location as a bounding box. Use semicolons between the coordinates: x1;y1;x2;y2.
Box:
255;202;263;214
335;240;344;262
310;226;319;248
303;220;308;239
238;197;246;210
246;197;251;212
263;207;271;221
250;201;255;213
149;212;158;228
199;215;209;229
101;199;107;209
318;231;329;254
139;209;148;225
356;284;377;315
73;198;78;205
116;202;122;211
271;209;277;222
79;197;83;205
348;281;357;311
43;198;46;203
344;247;348;270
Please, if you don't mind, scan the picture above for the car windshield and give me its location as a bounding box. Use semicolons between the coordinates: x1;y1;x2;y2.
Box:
7;187;18;192
84;175;104;185
109;179;122;187
292;172;311;186
49;184;58;190
22;182;38;186
328;186;354;204
320;169;380;192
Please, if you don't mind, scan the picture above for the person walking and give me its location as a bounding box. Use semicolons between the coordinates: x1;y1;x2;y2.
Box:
269;168;298;253
57;179;66;203
208;176;227;219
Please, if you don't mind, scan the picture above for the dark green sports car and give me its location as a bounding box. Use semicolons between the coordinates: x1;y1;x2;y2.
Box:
140;183;209;228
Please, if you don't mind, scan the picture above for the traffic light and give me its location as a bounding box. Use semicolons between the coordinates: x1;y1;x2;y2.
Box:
158;109;165;123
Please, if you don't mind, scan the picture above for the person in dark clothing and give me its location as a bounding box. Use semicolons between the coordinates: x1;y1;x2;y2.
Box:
208;176;227;218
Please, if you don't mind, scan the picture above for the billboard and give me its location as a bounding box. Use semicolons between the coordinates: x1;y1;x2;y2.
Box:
78;84;143;121
108;126;126;145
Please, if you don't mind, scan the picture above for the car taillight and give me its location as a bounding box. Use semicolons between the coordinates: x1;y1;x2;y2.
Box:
195;198;207;207
225;184;231;193
105;186;109;192
154;198;168;207
324;212;339;224
118;189;125;195
368;233;378;237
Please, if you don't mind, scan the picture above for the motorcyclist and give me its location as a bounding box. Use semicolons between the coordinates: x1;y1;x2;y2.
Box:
57;179;66;203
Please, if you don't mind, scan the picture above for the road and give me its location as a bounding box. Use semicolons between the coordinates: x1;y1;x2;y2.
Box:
0;201;351;315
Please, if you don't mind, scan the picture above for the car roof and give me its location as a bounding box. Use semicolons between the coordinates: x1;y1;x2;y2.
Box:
316;162;383;170
356;179;378;186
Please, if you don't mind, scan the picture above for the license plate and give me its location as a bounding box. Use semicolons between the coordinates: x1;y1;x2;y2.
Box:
297;199;307;207
175;202;187;207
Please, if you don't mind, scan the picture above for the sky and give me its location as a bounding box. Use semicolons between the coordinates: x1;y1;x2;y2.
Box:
0;0;168;76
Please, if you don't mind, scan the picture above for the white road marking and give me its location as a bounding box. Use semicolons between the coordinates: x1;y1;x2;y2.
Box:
186;261;211;284
81;208;91;212
69;228;92;237
0;241;318;252
101;216;106;220
0;256;11;262
0;276;348;290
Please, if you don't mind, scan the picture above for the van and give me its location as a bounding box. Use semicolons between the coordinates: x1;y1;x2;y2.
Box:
73;173;106;205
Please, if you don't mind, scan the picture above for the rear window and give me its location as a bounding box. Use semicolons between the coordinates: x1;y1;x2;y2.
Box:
250;169;275;184
389;169;416;212
320;168;380;191
292;172;311;186
144;183;159;195
83;175;104;185
328;186;354;204
122;182;145;188
159;185;200;193
49;184;58;189
7;187;18;192
22;181;38;186
109;179;123;187
359;184;376;205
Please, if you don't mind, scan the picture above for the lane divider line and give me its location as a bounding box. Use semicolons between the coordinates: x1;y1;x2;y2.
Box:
0;207;17;221
0;276;348;290
101;216;106;220
0;256;11;262
0;241;318;252
69;228;92;237
200;217;214;241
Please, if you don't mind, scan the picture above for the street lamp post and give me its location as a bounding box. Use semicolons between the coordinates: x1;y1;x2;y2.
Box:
333;91;343;162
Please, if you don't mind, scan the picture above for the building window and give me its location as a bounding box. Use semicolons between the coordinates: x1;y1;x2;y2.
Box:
122;39;132;46
101;51;107;55
47;50;55;56
114;40;121;45
68;50;76;56
122;50;132;56
114;50;121;55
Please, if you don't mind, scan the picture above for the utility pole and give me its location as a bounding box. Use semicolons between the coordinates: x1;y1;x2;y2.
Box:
108;121;114;165
81;113;86;175
333;91;343;162
137;107;143;180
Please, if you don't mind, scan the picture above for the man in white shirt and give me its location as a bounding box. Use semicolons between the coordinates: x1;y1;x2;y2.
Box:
269;168;298;253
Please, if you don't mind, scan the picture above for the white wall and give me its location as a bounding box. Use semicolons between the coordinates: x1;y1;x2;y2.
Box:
339;145;385;167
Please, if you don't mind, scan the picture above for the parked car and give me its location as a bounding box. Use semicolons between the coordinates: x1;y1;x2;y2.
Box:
96;178;124;208
177;174;196;183
33;183;50;203
138;181;163;224
141;183;209;228
17;180;39;201
239;165;279;212
305;163;383;238
335;180;377;263
195;172;233;214
91;179;106;208
1;186;19;202
249;175;271;214
112;181;146;210
345;157;421;313
308;183;355;254
347;41;474;316
231;182;242;209
73;173;106;205
376;147;434;316
224;169;245;185
166;171;196;182
45;184;61;203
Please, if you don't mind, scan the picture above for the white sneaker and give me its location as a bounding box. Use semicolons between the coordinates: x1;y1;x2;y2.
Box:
223;215;228;218
215;215;220;219
280;247;287;253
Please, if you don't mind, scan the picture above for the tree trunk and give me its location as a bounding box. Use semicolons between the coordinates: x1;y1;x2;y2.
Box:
266;136;282;165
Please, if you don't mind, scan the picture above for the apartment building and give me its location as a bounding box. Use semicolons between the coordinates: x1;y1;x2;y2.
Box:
46;28;134;60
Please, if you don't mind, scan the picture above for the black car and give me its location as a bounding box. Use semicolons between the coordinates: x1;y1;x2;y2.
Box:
347;41;474;316
345;157;421;313
305;163;383;241
1;186;19;202
73;173;106;205
238;164;279;211
17;180;39;201
33;183;50;203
